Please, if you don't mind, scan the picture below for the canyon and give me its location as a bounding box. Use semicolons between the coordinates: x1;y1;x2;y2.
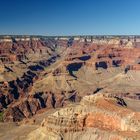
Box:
0;35;140;140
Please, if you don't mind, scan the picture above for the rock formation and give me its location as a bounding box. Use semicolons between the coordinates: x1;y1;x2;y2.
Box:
0;36;140;140
26;93;140;140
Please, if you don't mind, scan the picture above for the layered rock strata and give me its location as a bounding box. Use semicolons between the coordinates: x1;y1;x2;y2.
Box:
27;94;140;140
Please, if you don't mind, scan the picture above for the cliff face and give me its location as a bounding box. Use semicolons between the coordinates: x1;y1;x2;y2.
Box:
1;36;140;123
0;36;140;140
0;37;54;63
27;94;140;140
3;91;69;122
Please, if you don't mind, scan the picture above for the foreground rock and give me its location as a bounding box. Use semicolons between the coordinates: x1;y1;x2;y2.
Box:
26;93;140;140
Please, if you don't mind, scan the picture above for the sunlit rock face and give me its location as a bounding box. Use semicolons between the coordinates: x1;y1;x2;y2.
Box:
26;94;140;140
0;36;140;140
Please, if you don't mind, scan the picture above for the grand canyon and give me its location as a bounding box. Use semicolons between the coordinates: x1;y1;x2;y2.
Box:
0;35;140;139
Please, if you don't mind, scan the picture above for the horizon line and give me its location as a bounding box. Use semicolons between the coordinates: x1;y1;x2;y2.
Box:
0;34;140;37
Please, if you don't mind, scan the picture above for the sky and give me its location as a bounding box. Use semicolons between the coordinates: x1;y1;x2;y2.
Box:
0;0;140;35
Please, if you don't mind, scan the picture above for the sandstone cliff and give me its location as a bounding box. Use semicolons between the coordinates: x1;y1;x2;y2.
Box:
27;94;140;140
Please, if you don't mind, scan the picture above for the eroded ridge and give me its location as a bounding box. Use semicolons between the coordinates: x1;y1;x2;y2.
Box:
27;93;140;140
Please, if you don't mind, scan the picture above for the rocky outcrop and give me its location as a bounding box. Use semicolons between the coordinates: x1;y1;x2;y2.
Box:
3;97;40;122
0;36;140;139
1;35;140;123
3;89;79;122
85;47;140;70
0;61;4;73
0;36;59;64
27;94;140;140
